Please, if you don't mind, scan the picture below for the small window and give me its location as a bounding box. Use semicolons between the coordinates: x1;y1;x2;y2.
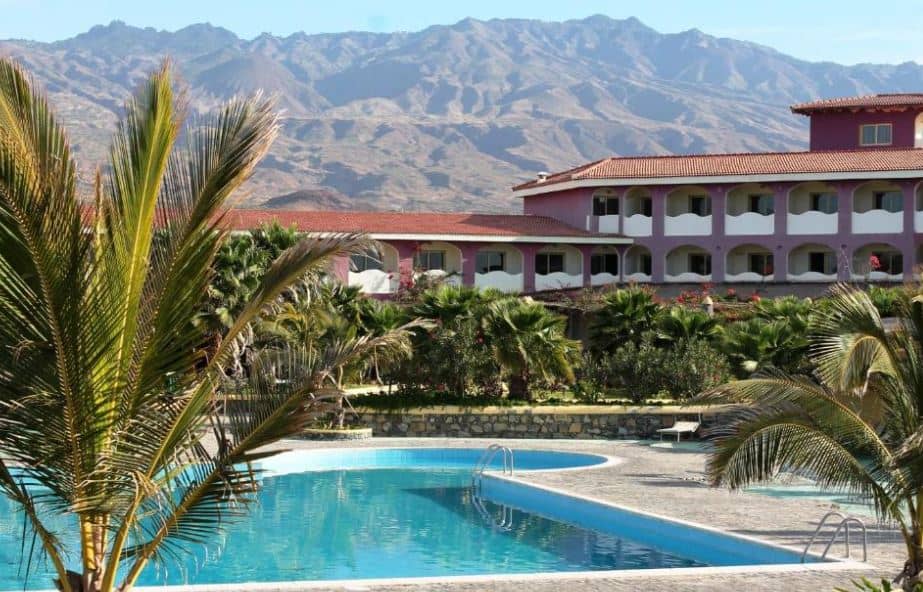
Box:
808;252;837;275
860;123;893;146
747;253;774;275
810;192;838;214
350;253;382;272
590;253;619;275
593;194;620;216
873;191;903;213
688;253;712;276
536;252;565;275
689;195;711;217
748;194;774;215
476;251;505;273
415;250;445;271
641;197;653;217
872;251;903;274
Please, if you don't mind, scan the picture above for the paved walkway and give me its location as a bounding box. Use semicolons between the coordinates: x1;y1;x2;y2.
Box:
259;437;904;592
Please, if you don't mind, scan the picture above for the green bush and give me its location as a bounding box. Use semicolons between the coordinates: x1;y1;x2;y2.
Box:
866;285;907;317
607;335;730;402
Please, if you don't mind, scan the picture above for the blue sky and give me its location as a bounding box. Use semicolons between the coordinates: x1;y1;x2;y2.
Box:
1;0;919;65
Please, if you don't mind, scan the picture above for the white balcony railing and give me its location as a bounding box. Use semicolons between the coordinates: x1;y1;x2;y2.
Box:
724;271;772;283
725;213;774;235
474;271;523;293
851;271;904;282
665;272;712;283
851;210;903;234
787;211;837;235
415;270;461;286
916;211;923;232
623;214;652;236
622;272;652;283
597;215;619;234
590;272;619;287
535;272;582;291
787;271;838;282
664;213;712;236
348;269;397;294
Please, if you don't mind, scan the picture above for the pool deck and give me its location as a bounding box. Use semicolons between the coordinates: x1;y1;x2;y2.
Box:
252;437;903;592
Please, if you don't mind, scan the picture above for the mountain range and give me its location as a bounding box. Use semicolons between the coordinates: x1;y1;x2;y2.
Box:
2;16;922;212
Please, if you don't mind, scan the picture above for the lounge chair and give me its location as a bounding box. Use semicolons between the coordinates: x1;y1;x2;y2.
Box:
656;420;700;441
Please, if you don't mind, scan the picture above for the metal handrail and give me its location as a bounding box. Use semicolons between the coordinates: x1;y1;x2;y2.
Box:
801;510;868;562
471;444;514;490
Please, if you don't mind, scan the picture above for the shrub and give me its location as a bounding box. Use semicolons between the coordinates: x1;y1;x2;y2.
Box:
867;284;907;317
608;335;730;402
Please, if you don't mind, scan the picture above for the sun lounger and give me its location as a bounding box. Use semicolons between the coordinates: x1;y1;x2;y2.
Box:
656;421;700;441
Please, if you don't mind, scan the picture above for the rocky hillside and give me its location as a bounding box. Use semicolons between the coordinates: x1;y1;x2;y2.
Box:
2;16;922;211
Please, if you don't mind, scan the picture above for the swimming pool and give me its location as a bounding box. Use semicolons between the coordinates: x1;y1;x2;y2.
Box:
0;447;838;590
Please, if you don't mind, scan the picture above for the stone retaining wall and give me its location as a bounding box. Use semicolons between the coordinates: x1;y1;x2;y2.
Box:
349;406;730;439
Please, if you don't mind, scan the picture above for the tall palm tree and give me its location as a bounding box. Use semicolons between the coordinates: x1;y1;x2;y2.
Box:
484;298;580;401
706;285;923;589
588;287;662;352
0;59;367;592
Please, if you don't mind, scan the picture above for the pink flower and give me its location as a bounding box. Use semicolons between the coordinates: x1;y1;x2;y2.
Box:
749;292;761;302
869;255;881;271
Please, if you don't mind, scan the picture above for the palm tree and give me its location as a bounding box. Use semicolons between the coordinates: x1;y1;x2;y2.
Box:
0;59;368;592
706;285;923;589
655;306;720;344
484;298;580;401
588;287;662;352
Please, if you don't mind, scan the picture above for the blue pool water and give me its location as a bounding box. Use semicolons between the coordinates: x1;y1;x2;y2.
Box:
0;448;813;590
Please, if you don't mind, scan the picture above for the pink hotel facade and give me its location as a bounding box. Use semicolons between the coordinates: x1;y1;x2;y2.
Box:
231;94;923;295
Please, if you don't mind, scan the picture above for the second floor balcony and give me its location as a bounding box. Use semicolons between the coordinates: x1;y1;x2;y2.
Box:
851;181;903;234
665;187;712;236
787;182;839;235
725;184;774;235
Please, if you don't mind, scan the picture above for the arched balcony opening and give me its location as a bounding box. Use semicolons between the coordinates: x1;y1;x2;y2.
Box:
592;188;620;233
474;244;524;293
534;244;582;291
348;242;400;294
852;181;903;234
665;186;712;236
590;246;620;287
852;243;904;282
788;243;838;282
725;244;774;283
916;112;923;148
622;187;653;237
623;245;652;283
788;182;838;235
665;245;712;283
726;183;774;235
414;241;463;286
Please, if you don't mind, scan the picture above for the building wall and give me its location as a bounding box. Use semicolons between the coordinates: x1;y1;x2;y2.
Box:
522;177;923;285
808;109;921;151
522;187;595;231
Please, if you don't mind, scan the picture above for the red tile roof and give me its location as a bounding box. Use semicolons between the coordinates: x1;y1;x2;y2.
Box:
513;148;923;192
225;210;602;238
791;93;923;114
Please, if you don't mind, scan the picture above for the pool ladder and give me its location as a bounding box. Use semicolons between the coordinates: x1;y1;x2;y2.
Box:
470;444;514;492
801;511;868;562
472;492;514;531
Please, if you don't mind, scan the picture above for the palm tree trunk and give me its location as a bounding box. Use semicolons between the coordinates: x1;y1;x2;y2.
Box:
508;373;530;401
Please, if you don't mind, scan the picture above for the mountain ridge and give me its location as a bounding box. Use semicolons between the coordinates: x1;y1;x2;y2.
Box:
2;15;922;212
